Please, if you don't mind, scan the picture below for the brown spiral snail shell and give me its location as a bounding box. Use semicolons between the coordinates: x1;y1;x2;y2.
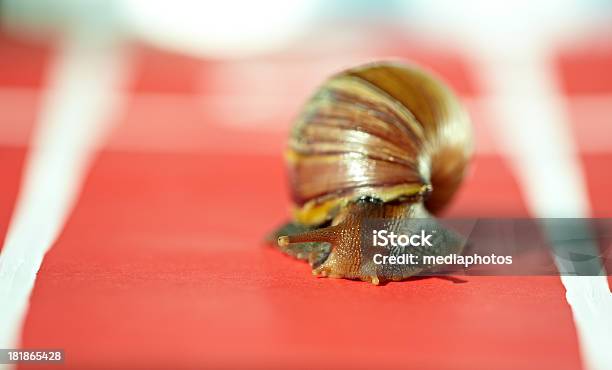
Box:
270;61;472;285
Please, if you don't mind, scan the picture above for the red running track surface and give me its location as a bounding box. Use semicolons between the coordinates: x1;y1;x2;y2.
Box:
4;147;610;369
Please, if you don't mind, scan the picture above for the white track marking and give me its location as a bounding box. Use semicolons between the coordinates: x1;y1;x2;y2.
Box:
478;54;590;217
478;53;612;370
562;276;612;370
0;35;127;366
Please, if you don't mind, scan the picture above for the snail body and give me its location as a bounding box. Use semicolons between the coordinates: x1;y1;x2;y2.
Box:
272;61;472;284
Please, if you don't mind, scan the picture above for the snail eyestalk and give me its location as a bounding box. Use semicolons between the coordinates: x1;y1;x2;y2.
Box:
277;236;290;248
277;225;340;248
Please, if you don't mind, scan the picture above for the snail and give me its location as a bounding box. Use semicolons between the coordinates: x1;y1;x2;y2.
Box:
270;61;472;285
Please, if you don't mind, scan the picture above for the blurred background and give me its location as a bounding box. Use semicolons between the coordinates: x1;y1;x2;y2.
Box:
1;0;612;215
1;1;612;369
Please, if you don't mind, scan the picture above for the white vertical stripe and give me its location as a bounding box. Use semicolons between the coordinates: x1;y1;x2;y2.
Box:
562;276;612;370
478;53;612;370
0;35;127;368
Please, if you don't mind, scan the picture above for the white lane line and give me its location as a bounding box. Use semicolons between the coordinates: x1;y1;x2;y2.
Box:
478;53;612;370
562;276;612;370
0;35;127;367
